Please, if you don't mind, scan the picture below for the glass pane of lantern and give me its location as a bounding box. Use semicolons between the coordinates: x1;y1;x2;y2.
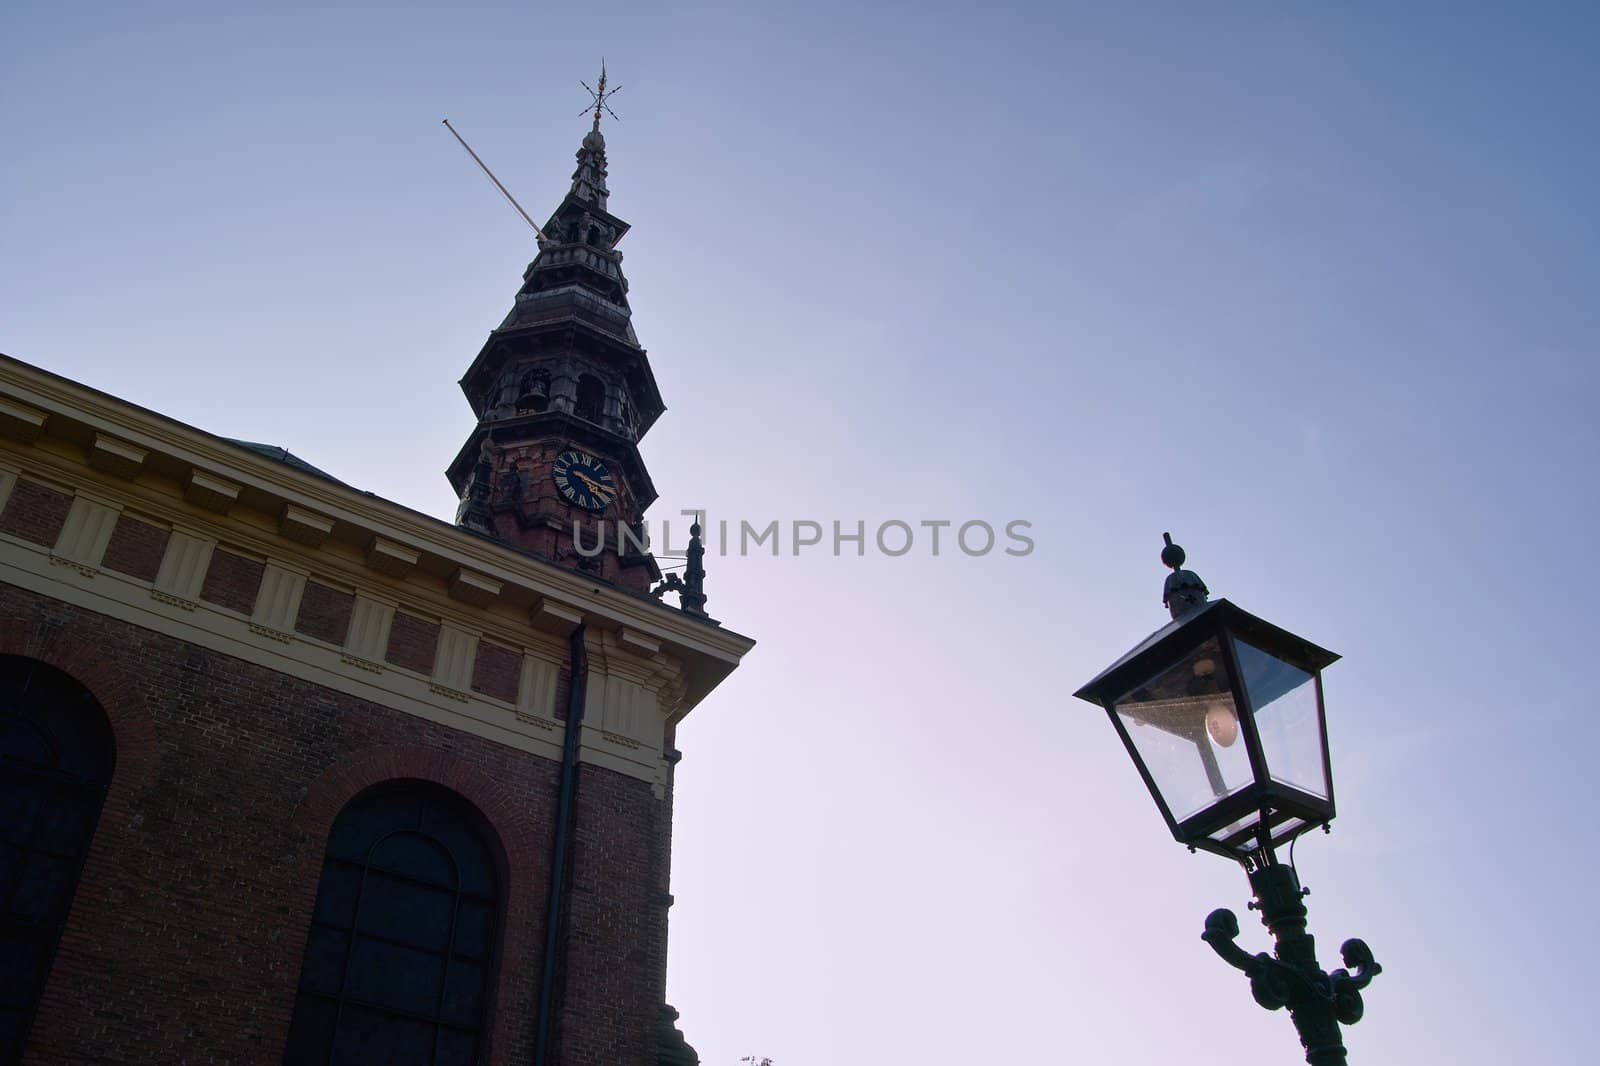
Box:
1234;639;1328;799
1208;810;1257;848
1272;817;1309;843
1113;637;1254;823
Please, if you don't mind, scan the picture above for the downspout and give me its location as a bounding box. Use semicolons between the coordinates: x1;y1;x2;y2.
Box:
534;623;588;1066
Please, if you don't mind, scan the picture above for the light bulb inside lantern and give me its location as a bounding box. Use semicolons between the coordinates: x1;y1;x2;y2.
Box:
1205;703;1239;748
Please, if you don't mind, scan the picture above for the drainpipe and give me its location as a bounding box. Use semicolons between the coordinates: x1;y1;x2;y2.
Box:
534;623;587;1066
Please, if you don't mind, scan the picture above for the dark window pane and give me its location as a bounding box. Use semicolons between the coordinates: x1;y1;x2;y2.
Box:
440;960;484;1027
332;1005;434;1066
357;872;453;951
346;936;445;1016
0;783;40;843
286;782;501;1065
33;796;94;853
0;1010;22;1065
0;941;37;1005
418;805;494;897
435;1027;477;1066
327;793;418;862
299;926;349;995
368;832;454;888
0;719;56;767
0;843;22;895
10;853;72;921
453;901;492;961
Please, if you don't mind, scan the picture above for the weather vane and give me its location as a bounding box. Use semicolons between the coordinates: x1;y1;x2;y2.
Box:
580;60;621;132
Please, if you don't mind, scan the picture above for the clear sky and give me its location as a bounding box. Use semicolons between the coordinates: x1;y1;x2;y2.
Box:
5;2;1598;1063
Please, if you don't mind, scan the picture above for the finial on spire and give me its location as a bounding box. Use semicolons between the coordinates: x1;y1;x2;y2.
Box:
681;523;708;617
581;60;621;133
1161;532;1210;620
648;522;714;622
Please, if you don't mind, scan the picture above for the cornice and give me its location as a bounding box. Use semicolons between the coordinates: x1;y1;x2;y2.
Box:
0;353;753;707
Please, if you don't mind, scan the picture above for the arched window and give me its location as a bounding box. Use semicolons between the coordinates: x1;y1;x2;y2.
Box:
285;782;501;1066
575;374;604;423
0;656;114;1061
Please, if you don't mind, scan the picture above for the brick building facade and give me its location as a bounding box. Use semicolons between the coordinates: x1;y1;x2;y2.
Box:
0;108;750;1066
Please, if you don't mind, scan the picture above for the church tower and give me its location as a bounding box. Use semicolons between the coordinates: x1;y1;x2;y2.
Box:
448;74;665;592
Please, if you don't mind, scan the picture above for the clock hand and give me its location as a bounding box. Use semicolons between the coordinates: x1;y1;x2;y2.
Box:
573;471;612;496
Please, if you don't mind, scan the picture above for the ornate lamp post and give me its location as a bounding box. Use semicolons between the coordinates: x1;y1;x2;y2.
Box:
1073;535;1382;1066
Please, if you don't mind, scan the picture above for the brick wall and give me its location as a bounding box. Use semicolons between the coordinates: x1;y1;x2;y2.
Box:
554;764;671;1065
472;640;521;703
0;479;72;547
99;514;170;581
385;610;440;674
293;579;354;645
199;548;264;613
0;582;672;1066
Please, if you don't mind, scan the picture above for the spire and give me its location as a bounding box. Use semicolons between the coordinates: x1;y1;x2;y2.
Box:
569;127;611;212
572;61;621;211
493;66;635;344
448;66;667;593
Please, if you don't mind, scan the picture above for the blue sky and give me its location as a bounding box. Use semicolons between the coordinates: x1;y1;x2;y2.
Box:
5;2;1598;1063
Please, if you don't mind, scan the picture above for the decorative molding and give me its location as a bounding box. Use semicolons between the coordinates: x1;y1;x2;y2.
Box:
344;594;395;667
4;418;748;706
577;626;692;796
51;495;122;576
0;355;753;739
88;433;149;479
600;730;643;750
449;567;502;607
184;469;240;513
248;622;295;644
432;623;479;695
656;663;690;726
618;627;661;656
0;529;570;767
531;597;584;635
366;536;420;577
280;504;334;547
590;672;656;750
251;562;307;634
7;436;558;664
341;653;384;674
49;556;98;578
0;397;47;442
153;529;215;604
516;651;562;723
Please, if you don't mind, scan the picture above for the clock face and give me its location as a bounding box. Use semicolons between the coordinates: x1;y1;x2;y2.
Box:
552;449;617;512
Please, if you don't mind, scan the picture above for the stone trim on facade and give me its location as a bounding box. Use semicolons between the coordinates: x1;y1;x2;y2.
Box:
0;355;754;791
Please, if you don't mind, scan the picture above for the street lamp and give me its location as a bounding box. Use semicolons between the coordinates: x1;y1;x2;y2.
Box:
1073;535;1381;1066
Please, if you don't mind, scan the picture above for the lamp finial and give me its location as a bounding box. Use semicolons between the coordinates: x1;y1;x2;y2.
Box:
1161;532;1209;619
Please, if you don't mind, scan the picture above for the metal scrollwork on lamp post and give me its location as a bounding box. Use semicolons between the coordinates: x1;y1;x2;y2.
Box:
1201;873;1382;1065
1073;535;1382;1065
